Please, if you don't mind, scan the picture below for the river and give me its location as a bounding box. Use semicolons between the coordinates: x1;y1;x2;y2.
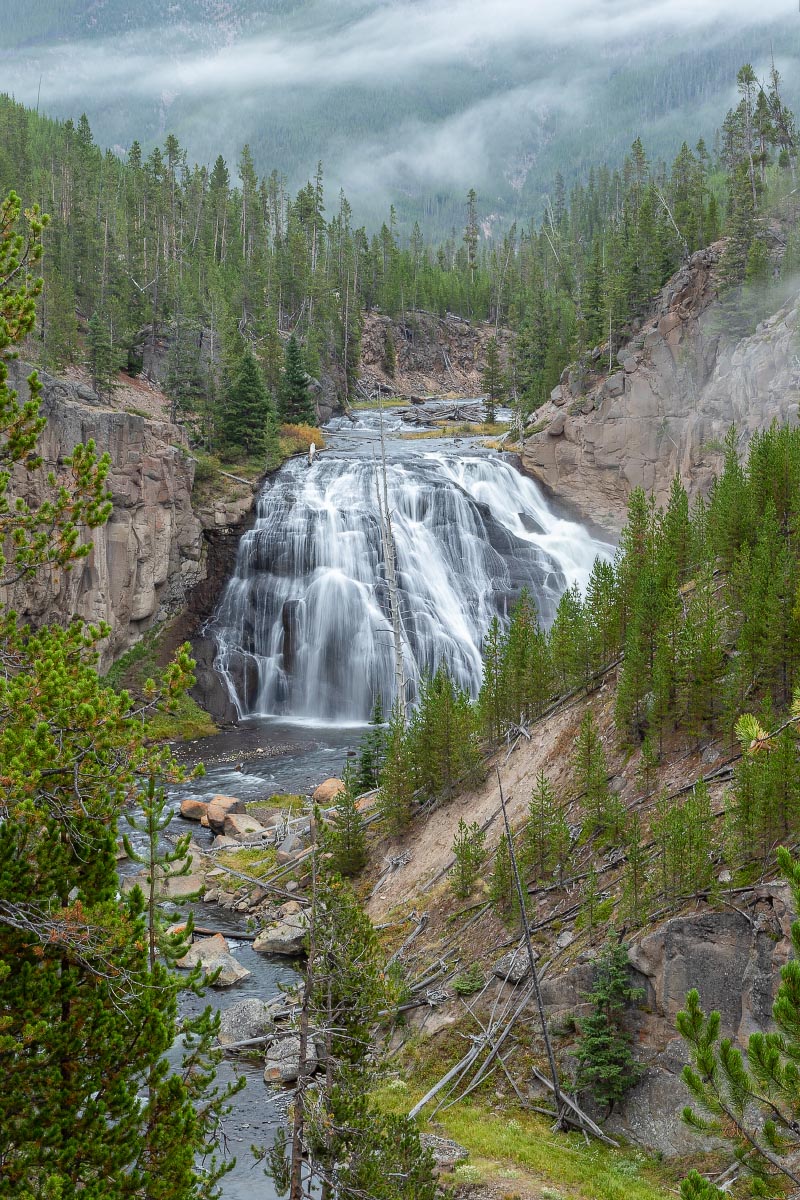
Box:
139;404;612;1196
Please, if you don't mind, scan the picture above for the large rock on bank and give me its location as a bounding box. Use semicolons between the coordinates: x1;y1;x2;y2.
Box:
206;795;246;833
176;933;250;987
253;912;309;956
311;778;346;805
218;998;277;1048
224;812;267;840
263;1034;319;1085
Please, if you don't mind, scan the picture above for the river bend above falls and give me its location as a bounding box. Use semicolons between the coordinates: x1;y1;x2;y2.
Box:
211;407;614;722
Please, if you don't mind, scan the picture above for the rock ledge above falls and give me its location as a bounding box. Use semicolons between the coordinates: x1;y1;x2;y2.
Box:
522;242;800;532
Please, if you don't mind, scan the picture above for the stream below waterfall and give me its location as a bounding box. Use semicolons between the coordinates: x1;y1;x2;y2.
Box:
139;406;613;1196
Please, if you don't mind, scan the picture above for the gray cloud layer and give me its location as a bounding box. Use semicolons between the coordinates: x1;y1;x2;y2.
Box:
3;0;795;217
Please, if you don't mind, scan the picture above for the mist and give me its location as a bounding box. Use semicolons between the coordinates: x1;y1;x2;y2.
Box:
3;0;798;228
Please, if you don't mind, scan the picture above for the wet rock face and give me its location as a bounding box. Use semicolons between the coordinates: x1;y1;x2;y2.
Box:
2;362;204;667
521;242;800;532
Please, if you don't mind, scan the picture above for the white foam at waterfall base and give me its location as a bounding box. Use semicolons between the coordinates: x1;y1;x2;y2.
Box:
211;446;614;722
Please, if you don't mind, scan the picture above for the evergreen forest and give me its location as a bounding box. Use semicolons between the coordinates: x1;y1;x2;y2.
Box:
4;34;800;1200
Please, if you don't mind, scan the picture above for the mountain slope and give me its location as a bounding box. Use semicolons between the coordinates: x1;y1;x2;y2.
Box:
4;2;799;232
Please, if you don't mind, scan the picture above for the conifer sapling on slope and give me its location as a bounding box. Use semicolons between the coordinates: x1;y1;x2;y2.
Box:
450;817;487;899
321;763;368;877
574;936;643;1114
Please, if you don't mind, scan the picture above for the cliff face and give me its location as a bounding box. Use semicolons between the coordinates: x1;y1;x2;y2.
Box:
2;362;253;668
522;244;800;532
359;310;512;399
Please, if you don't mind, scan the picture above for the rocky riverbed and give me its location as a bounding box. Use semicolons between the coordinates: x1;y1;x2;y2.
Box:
120;718;361;1199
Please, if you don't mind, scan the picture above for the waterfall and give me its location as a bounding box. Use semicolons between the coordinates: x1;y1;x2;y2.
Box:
211;440;612;723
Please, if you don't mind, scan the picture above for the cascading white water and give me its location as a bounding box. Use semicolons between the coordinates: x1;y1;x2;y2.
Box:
211;424;613;722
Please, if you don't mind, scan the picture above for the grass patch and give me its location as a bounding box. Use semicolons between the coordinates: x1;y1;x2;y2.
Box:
375;1085;674;1200
525;419;549;436
401;421;509;441
351;397;410;410
246;794;306;817
105;625;217;743
277;423;326;460
144;694;217;742
216;845;278;884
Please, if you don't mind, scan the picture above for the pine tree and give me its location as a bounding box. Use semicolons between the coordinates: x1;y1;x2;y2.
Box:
579;866;602;945
408;667;481;801
573;711;624;846
522;770;559;885
378;702;415;835
280;333;315;424
219;345;277;459
322;764;368;877
450;818;487;899
621;812;649;926
479;614;506;741
87;310;117;398
383;326;397;379
575;938;643;1113
490;832;515;919
267;874;436;1200
652;782;715;910
356;694;388;791
481;336;505;423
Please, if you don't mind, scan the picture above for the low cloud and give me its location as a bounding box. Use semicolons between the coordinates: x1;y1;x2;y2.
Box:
2;0;795;215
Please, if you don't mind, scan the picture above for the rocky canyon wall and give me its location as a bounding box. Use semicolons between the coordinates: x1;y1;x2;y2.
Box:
523;243;800;533
2;361;254;669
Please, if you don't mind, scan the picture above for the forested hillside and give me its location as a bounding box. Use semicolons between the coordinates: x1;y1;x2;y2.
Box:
4;1;799;235
0;58;792;455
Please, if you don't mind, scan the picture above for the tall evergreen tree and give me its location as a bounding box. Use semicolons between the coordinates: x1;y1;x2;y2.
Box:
575;938;643;1114
481;335;505;422
220;345;277;458
280;334;315;425
322;764;368;877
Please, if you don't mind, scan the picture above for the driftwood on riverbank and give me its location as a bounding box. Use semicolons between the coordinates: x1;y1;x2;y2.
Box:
401;401;486;426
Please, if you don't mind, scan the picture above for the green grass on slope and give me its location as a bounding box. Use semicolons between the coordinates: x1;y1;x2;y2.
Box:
376;1084;675;1200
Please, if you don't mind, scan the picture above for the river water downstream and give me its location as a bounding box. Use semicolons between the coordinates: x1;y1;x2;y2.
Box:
139;406;612;1196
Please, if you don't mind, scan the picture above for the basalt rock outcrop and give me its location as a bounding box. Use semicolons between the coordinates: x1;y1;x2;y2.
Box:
2;361;255;668
540;882;795;1155
522;243;800;532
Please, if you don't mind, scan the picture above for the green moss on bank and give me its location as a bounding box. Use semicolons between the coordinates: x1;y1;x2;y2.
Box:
105;624;217;743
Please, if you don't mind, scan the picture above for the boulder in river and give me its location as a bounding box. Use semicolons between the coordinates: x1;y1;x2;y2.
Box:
224;812;267;840
180;797;209;822
218;998;276;1049
207;795;246;833
176;933;250;987
263;1034;318;1084
311;778;345;805
158;872;207;900
253;911;309;956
